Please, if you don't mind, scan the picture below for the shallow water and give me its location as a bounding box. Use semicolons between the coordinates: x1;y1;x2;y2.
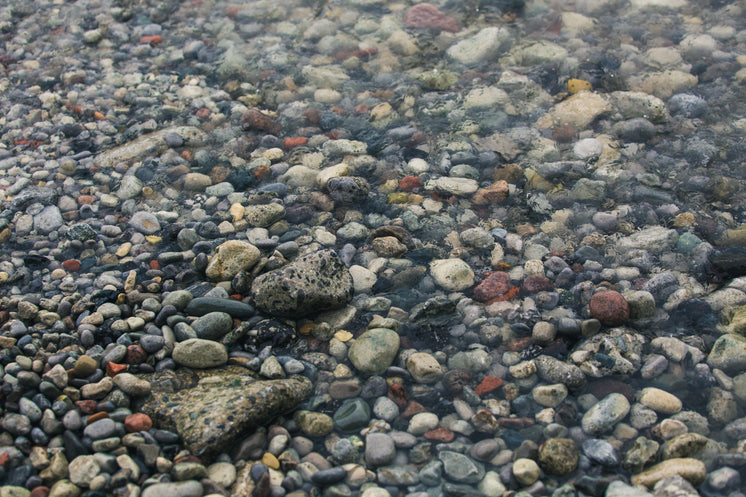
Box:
2;0;746;496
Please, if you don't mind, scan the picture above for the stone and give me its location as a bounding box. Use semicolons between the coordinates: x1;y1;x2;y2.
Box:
140;481;203;497
446;27;513;64
429;259;475;291
206;240;260;281
326;176;370;203
112;373;151;397
251;249;353;318
365;433;396;466
512;458;540;486
129;211;160;235
245;204;285;227
191;312;233;341
172;339;228;369
630;458;706;488
139;367;312;457
439;451;485;484
589;290;630;326
707;333;746;374
184;297;254;319
639;388;682;414
406;352;443;383
294;410;334;437
538;438;579;476
532;384;568;408
67;456;100;487
582;393;631;435
348;328;400;374
536;91;611;130
333;398;371;432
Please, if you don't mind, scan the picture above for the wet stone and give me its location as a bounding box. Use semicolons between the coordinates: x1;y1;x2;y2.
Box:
439;451;485;484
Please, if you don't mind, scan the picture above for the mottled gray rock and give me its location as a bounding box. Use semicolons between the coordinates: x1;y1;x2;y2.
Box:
139;367;312;457
582;393;631;435
251;249;353;318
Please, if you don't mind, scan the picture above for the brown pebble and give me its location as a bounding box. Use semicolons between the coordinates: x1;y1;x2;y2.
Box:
589;290;630;326
124;413;153;433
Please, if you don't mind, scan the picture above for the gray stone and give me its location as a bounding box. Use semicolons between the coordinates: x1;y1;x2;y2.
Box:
34;206;64;235
172;339;228;369
185;297;254;319
251;249;353;318
707;334;746;374
365;433;396;466
439;451;485;484
535;355;586;388
348;328;400;374
140;481;204;497
68;455;100;487
83;418;117;440
139;367;312;457
95;127;205;169
191;312;233;340
129;211;161;235
245;204;285;227
447;27;513;64
582;393;631;435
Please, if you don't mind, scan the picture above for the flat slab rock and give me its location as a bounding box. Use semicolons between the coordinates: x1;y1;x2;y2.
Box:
137;367;312;457
250;249;353;318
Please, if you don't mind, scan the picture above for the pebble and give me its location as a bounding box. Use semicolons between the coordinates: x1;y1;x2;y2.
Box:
171;338;228;368
582;393;631;435
638;388;682;414
348;328;400;374
630;458;706;488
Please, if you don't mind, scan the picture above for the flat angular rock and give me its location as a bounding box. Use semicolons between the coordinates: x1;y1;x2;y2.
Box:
138;367;312;457
251;249;353;318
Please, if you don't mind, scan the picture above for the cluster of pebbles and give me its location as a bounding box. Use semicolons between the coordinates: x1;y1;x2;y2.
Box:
3;0;746;497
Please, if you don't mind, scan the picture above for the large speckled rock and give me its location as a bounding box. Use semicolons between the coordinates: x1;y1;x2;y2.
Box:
138;367;312;457
172;339;227;369
538;438;579;476
206;240;261;281
251;249;353;318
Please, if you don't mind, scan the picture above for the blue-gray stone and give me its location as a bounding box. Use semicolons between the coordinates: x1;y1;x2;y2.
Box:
333;398;371;433
83;418;118;440
185;297;255;319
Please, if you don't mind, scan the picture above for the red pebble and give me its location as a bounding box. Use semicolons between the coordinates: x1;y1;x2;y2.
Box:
403;3;461;32
474;376;504;396
522;275;554;293
473;272;513;302
106;362;128;377
30;486;50;497
75;400;97;414
149;260;160;270
424;427;455;442
589;290;630;326
62;259;81;272
398;175;422;192
124;413;153;433
77;195;95;205
0;452;9;467
284;136;308;149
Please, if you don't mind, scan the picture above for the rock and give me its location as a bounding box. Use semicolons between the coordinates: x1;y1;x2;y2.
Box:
67;455;100;487
582;393;631;435
639;388;682;414
140;367;312;457
512;458;540;486
326;176;370;203
34;206;64;235
112;373;151;396
707;333;746;374
245;204;285;227
439;451;485;484
333;398;371;432
140;481;203;497
425;177;479;196
403;3;460;32
251;249;353;318
535;355;586;388
191;312;233;341
206;240;261;281
172;339;227;369
538;438;579;476
184;297;254;319
365;433;396;466
630;458;706;488
532;384;568;408
582;438;620;466
294;410;334;437
473;272;513;302
536;91;611;130
660;433;708;460
589;290;629;326
446;27;513;64
406;352;443;383
129;211;160;235
429;259;475;291
606;481;653;497
348;328;400;374
95;127;204;169
623;437;660;473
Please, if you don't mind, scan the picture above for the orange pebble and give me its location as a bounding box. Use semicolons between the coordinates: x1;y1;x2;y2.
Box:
106;362;128;377
140;35;163;45
474;376;504;396
284;136;308;149
86;411;110;425
424;427;455;442
93;111;105;120
149;260;160;270
124;413;153;433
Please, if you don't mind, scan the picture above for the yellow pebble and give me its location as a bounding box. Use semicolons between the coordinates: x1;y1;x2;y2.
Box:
334;330;353;342
230;202;245;222
567;78;592;94
261;453;280;470
0;272;8;283
145;235;162;244
115;242;132;257
388;192;409;204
